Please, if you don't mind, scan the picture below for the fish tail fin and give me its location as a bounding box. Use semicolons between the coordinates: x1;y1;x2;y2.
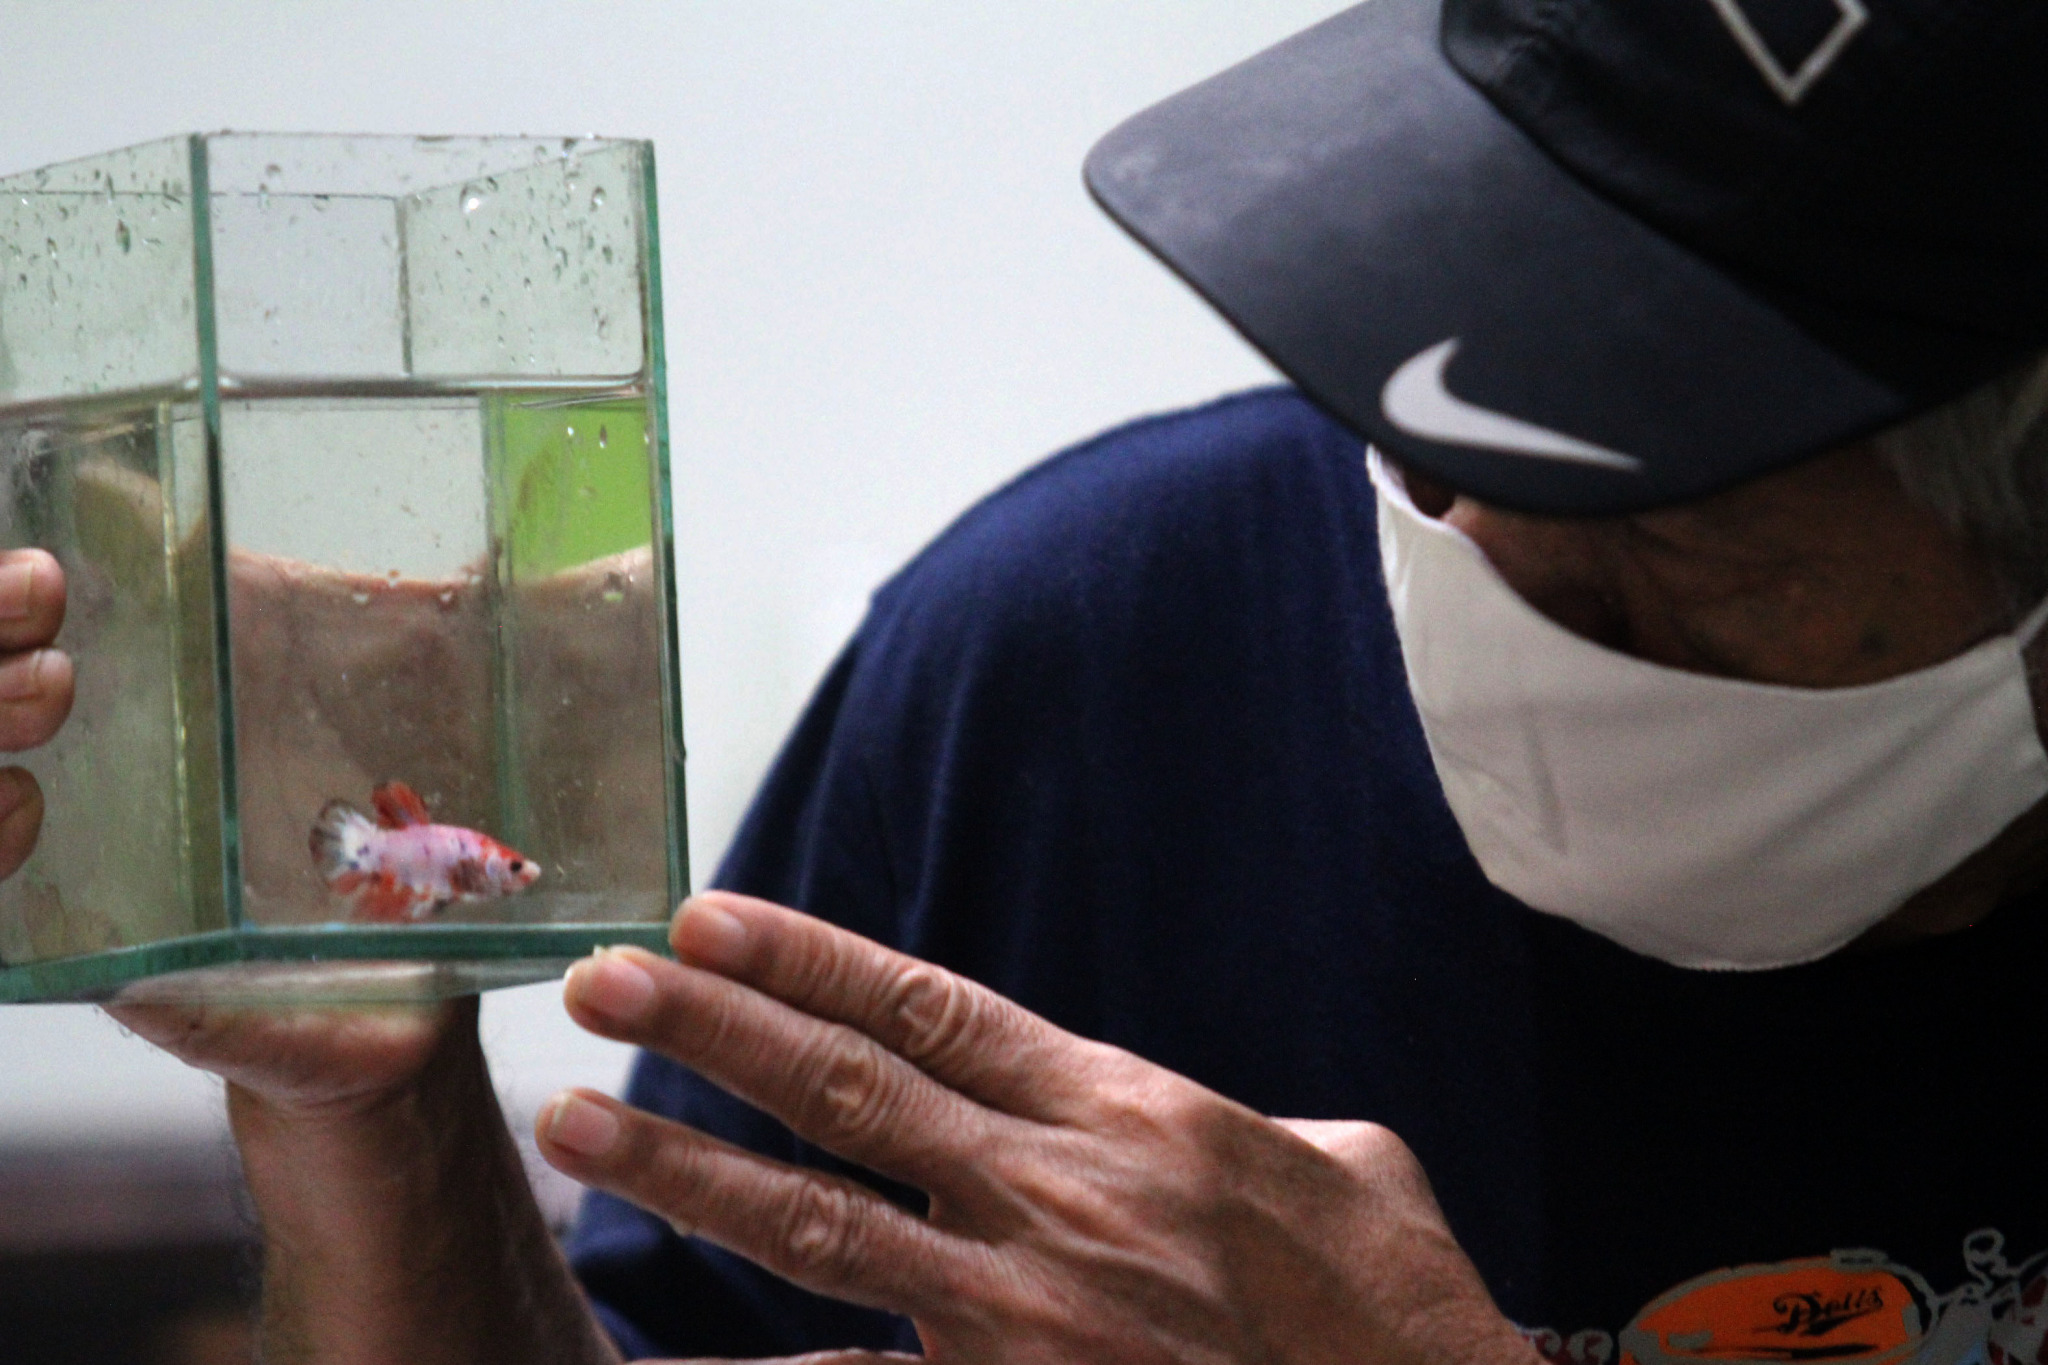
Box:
309;799;376;885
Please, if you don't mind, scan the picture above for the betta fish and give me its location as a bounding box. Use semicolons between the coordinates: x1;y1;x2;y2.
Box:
309;780;541;922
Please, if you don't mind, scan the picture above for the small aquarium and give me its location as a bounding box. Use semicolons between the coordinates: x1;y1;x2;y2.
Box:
0;133;686;1002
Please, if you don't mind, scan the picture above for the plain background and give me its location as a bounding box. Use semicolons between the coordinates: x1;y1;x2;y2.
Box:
0;1;1344;1168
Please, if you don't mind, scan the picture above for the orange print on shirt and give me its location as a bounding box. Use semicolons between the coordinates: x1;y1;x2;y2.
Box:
1619;1255;1931;1365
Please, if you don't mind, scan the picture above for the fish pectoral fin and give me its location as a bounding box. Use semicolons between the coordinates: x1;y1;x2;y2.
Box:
449;858;491;896
371;781;433;830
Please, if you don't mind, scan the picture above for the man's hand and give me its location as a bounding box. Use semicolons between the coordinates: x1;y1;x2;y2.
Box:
0;547;72;881
539;893;1537;1365
107;995;620;1365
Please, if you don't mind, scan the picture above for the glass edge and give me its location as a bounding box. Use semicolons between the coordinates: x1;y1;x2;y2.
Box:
0;923;674;1004
640;139;691;902
188;134;245;931
0;131;195;187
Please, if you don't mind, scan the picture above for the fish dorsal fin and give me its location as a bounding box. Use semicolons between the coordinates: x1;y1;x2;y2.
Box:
372;781;433;829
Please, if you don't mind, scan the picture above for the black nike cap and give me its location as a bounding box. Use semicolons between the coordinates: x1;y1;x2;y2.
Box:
1084;0;2048;514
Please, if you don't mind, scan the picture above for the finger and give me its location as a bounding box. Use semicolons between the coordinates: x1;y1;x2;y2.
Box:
0;550;65;653
0;647;73;751
669;892;1100;1119
0;767;43;880
564;948;1009;1201
537;1088;986;1320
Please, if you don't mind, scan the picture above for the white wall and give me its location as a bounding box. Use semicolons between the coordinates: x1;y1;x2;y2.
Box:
0;1;1341;1150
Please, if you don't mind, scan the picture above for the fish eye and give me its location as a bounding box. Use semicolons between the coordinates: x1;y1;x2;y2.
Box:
510;859;525;872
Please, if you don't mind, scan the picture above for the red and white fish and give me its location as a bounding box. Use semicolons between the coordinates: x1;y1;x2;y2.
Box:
309;780;541;922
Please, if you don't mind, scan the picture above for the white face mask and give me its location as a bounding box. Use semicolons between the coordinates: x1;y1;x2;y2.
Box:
1369;450;2048;970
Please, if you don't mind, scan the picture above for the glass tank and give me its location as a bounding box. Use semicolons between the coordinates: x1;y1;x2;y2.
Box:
0;134;686;1003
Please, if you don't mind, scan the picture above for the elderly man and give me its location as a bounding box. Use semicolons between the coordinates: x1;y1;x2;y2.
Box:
8;0;2048;1360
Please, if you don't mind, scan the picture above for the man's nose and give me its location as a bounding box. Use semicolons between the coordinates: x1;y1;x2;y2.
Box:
1441;500;1634;654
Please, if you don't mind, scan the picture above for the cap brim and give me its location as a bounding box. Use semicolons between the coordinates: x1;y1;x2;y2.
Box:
1084;0;1914;515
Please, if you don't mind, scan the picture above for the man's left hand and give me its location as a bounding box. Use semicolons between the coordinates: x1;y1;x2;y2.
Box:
537;891;1537;1365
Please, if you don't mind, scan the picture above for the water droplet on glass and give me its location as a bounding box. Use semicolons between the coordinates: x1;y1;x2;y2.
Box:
350;591;371;606
115;221;131;253
601;244;614;264
600;587;625;604
438;589;456;606
596;314;611;340
461;184;485;214
264;163;282;178
257;187;269;210
44;238;57;260
597;425;609;448
553;246;569;273
565;423;577;439
590;186;606;210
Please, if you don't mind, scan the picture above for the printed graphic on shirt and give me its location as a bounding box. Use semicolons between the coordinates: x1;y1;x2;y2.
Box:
1525;1230;2048;1365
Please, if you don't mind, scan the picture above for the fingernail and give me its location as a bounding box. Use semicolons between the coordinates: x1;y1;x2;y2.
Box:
0;650;53;702
570;949;656;1023
544;1092;621;1157
0;561;35;620
674;898;749;967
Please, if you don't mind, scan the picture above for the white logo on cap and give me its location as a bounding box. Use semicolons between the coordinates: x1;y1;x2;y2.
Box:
1380;339;1642;472
1706;0;1868;104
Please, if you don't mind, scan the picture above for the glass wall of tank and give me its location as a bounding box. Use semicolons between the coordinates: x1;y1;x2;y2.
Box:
0;133;685;1002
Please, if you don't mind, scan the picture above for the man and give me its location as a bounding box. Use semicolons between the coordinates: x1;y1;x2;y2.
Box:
12;0;2048;1360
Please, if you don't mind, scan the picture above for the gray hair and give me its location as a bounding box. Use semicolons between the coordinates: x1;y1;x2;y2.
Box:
1876;351;2048;617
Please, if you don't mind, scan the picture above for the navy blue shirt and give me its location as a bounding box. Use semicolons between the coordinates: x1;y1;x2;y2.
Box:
571;389;2048;1364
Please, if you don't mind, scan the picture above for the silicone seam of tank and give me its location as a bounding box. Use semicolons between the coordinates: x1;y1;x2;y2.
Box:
0;923;675;1004
640;138;691;909
188;133;245;933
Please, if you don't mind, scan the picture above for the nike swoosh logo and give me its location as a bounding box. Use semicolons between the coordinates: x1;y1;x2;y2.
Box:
1380;339;1642;473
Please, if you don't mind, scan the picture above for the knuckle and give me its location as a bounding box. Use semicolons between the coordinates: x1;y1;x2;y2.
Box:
792;1033;896;1150
881;961;979;1065
642;1123;712;1209
1355;1120;1416;1168
779;930;841;1001
776;1178;865;1283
